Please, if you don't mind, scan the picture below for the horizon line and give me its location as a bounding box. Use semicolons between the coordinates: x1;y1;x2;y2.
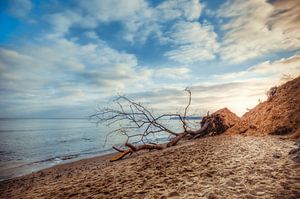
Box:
0;117;89;120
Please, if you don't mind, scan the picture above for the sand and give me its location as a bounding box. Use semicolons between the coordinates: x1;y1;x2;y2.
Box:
227;76;300;139
0;135;299;199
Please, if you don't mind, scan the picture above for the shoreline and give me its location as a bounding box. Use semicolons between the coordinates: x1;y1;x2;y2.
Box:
0;149;119;183
0;137;177;182
0;138;193;183
1;135;299;198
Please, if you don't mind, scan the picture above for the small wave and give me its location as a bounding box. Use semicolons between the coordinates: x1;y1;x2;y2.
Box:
28;148;114;166
0;150;15;155
57;137;93;144
32;154;81;164
0;148;117;181
0;151;16;162
82;137;92;141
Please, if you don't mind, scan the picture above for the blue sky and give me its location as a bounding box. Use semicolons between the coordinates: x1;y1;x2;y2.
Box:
0;0;299;118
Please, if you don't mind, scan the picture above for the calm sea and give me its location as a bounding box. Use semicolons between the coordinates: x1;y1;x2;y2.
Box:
0;118;190;181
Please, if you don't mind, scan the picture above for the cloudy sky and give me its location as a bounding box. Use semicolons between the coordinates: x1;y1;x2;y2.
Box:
0;0;299;118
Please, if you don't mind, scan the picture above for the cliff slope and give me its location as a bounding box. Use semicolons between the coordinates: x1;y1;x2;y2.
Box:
227;76;300;139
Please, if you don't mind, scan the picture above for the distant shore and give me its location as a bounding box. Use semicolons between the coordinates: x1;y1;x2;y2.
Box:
1;135;299;198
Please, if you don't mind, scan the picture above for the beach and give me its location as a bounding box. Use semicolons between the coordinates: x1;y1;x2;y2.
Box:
1;0;300;198
1;135;299;199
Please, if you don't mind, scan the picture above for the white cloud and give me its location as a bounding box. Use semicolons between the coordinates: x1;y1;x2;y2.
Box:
0;36;153;116
215;54;300;82
45;0;205;44
4;0;300;118
218;0;300;63
84;31;98;39
76;0;203;43
155;67;191;79
125;80;266;117
0;0;209;116
129;54;300;116
208;54;300;114
7;0;32;18
44;0;155;43
78;0;147;23
156;0;202;21
46;11;83;37
164;21;219;63
77;0;156;43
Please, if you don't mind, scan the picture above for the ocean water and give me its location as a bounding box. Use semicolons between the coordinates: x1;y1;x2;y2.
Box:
0;118;191;181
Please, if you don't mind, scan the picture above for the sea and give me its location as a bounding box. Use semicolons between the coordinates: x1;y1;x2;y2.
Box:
0;118;196;181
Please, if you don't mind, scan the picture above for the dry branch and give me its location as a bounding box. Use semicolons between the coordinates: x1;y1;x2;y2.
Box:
91;89;230;161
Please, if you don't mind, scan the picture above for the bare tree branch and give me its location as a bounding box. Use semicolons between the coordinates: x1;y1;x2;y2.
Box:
91;89;221;161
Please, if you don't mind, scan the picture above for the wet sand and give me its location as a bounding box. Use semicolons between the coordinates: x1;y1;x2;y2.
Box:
0;135;299;199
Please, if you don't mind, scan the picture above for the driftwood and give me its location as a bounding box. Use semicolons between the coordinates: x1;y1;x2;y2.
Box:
91;90;240;162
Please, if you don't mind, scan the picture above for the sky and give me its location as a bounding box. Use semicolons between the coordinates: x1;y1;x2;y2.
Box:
0;0;299;118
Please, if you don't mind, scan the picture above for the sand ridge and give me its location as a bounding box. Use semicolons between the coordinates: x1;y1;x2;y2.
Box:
227;76;300;139
0;135;299;198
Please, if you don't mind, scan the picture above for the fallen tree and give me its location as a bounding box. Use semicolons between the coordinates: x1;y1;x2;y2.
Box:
91;89;239;161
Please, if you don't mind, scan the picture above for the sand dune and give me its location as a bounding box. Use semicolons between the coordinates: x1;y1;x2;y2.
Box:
1;135;299;198
227;76;300;139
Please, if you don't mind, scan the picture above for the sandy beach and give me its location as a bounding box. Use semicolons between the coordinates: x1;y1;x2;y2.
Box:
1;0;300;198
0;135;299;199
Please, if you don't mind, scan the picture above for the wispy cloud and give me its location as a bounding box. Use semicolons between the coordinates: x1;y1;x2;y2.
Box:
164;21;219;63
155;67;191;79
0;35;153;116
217;0;300;63
214;54;300;82
1;0;300;118
128;54;300;116
6;0;32;18
156;0;202;21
